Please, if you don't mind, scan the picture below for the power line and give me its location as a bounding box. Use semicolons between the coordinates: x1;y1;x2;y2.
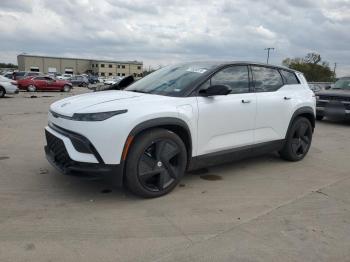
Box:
264;47;275;64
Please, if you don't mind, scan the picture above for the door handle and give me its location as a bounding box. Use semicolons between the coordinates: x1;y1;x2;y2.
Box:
284;97;292;100
241;99;251;104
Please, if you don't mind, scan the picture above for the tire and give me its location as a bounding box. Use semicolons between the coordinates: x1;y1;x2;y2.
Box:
0;86;5;98
279;117;313;161
125;128;187;198
63;85;71;92
316;115;324;121
27;84;36;92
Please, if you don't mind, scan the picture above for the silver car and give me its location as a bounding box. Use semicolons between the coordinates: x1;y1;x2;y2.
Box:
0;75;19;98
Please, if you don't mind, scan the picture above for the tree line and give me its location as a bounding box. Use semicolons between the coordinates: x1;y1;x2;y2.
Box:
282;53;335;82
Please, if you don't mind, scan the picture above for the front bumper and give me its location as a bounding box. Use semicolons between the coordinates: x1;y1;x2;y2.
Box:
316;106;350;120
44;126;124;186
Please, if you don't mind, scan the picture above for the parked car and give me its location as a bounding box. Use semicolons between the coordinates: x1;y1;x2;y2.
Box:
57;74;73;80
17;76;72;92
45;61;315;198
12;71;43;80
87;75;99;84
0;75;19;97
316;77;350;120
68;75;89;87
2;72;14;79
104;76;123;85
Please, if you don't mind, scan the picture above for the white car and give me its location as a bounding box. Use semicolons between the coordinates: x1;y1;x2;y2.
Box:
45;62;316;198
57;74;73;80
0;75;19;97
104;76;123;85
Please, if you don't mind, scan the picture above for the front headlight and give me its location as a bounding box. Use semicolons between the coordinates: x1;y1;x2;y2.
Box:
72;109;127;121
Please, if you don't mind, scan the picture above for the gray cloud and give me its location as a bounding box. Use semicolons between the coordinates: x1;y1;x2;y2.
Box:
0;0;349;75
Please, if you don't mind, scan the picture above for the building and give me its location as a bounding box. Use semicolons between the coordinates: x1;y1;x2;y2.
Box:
17;54;143;77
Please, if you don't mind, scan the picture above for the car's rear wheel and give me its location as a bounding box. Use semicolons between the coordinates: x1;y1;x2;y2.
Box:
27;84;36;92
63;85;71;92
0;86;5;98
125;128;187;198
279;117;313;161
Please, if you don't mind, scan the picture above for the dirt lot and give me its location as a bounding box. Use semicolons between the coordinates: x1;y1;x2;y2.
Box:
1;88;350;262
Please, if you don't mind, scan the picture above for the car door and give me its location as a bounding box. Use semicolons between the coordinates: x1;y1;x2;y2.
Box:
196;65;257;155
33;77;47;90
251;66;297;143
44;77;56;90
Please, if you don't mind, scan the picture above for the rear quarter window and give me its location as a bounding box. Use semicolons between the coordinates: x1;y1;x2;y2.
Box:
280;70;299;85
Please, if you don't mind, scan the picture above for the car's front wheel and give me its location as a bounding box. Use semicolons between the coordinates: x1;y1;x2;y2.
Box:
62;85;71;92
27;84;36;92
125;128;187;198
279;117;313;161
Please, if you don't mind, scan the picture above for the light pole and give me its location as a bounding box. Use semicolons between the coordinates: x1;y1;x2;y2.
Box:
264;47;275;64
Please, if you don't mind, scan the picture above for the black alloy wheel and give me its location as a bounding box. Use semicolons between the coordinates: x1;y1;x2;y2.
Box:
280;117;313;161
290;121;312;157
125;129;187;198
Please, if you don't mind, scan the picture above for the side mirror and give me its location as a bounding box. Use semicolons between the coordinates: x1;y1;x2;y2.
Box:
325;86;331;90
199;85;231;96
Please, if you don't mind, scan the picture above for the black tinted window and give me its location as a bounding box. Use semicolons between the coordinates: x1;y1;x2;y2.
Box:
280;70;299;84
210;66;249;94
251;66;283;92
34;77;46;80
16;72;25;76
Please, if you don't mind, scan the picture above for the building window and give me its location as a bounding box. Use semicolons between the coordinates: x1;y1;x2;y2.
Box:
137;66;141;70
122;73;125;76
117;65;120;68
101;72;105;76
117;73;120;76
109;64;112;68
122;65;125;69
109;73;112;76
101;64;105;68
92;64;94;68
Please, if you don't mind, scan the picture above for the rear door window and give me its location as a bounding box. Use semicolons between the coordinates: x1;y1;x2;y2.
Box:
251;66;283;92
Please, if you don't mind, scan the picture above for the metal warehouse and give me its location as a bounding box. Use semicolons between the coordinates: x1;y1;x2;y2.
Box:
17;54;143;77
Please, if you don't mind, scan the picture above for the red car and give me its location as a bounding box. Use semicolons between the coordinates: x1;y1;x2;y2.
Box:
17;76;72;92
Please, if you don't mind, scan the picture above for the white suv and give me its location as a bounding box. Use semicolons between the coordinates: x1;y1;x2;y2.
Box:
45;62;315;198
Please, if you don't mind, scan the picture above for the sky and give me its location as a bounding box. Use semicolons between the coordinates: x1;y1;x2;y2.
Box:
0;0;349;76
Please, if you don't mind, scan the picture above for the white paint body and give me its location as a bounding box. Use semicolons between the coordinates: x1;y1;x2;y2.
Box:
0;76;19;94
46;74;315;165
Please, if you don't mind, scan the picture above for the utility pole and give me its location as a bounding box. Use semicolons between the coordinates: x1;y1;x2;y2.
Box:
264;47;275;64
333;62;337;80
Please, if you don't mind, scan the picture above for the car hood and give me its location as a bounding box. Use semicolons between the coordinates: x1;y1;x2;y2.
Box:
50;90;172;117
317;89;350;98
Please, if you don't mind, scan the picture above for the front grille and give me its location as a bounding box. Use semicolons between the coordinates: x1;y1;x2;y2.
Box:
319;95;350;102
45;130;72;168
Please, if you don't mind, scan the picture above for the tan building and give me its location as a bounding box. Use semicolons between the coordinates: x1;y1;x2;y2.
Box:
17;54;143;77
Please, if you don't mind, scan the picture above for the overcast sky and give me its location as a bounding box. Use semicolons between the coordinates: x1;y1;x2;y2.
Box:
0;0;349;75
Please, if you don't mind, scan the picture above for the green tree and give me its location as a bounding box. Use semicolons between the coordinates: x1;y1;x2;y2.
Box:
282;53;335;82
0;62;18;69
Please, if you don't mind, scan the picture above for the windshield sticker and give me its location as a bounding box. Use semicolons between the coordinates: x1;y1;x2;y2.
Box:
186;67;207;74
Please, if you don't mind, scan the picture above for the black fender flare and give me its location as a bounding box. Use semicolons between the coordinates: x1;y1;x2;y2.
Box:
116;117;193;186
286;106;315;139
128;117;193;158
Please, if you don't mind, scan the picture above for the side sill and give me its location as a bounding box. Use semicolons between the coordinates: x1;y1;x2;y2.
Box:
188;140;285;171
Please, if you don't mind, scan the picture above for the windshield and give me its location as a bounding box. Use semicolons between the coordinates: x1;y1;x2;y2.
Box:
125;63;216;96
333;78;350;90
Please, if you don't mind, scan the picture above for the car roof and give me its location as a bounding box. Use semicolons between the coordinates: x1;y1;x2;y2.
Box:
178;61;299;73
